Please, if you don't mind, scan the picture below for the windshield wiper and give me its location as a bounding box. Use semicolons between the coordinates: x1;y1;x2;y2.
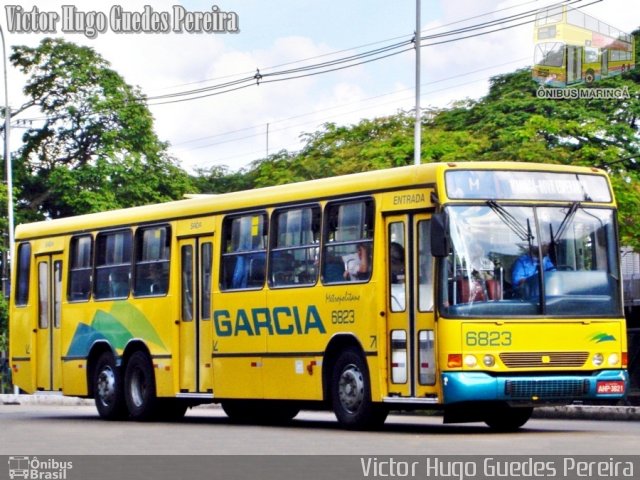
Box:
552;202;580;243
487;201;534;243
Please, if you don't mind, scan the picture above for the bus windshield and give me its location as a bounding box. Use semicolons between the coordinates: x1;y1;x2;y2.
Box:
534;42;565;67
439;204;621;318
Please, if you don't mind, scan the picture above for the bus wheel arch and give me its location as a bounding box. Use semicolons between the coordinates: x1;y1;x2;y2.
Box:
322;335;363;402
89;344;127;420
323;336;388;429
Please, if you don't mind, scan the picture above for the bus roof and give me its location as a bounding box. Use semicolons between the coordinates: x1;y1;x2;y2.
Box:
14;161;607;240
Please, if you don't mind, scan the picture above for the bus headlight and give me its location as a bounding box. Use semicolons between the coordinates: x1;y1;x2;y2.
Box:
608;353;619;366
464;355;477;368
592;353;604;367
483;354;496;367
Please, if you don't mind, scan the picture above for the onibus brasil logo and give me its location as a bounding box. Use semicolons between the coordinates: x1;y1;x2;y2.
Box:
8;457;73;480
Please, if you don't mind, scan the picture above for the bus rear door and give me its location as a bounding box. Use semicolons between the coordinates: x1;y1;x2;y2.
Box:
35;253;63;391
178;236;214;394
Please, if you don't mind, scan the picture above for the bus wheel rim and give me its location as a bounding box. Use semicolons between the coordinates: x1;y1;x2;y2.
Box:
97;366;116;406
338;364;364;413
130;368;146;408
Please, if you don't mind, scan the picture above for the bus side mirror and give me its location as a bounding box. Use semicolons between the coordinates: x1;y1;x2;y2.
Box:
431;213;450;258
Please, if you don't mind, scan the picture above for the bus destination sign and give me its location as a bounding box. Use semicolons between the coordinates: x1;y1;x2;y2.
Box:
445;170;612;202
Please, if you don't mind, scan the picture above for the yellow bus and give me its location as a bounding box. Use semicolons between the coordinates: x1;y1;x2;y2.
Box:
533;5;635;87
9;161;628;430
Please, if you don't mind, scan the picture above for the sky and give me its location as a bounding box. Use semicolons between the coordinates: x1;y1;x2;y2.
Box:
1;0;638;173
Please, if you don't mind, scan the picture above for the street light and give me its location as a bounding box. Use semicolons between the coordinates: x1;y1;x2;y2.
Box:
0;25;14;292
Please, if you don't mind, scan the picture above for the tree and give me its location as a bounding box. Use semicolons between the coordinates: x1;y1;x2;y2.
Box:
191;164;255;194
8;38;193;221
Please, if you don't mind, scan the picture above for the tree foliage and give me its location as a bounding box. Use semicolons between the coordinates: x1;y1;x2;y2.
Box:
9;38;193;221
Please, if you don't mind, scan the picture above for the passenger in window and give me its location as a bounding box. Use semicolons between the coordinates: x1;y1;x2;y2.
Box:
344;243;371;281
147;264;166;294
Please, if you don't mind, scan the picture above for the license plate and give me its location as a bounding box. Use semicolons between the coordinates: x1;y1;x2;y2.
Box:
596;381;625;394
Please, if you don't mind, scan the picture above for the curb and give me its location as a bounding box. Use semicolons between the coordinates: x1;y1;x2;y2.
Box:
0;393;93;406
533;404;640;421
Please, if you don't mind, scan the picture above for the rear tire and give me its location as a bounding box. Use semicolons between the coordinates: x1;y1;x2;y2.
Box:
124;351;158;421
330;348;388;430
93;352;127;420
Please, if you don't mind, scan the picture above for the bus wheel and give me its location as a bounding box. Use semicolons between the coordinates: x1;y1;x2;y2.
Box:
124;351;158;421
585;69;595;85
93;352;127;420
484;405;533;431
331;348;388;430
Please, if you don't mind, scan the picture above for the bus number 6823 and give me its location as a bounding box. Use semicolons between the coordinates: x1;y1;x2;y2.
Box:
331;309;355;324
465;331;512;347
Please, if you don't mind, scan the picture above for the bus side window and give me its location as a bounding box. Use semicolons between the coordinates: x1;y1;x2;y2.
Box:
220;213;267;290
270;205;321;287
322;199;374;284
15;242;32;306
94;230;132;300
133;225;171;297
68;235;93;302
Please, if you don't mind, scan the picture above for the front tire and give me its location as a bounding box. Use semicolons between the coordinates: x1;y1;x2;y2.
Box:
331;348;388;430
484;405;533;431
124;351;158;421
93;352;127;420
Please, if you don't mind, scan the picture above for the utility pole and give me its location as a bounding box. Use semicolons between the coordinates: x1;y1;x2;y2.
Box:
0;26;13;294
414;0;422;166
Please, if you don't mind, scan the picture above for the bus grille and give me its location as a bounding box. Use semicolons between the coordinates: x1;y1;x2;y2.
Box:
499;352;588;368
505;379;589;399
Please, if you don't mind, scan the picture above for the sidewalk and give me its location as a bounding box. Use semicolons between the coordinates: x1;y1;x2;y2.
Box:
2;393;640;420
0;393;93;406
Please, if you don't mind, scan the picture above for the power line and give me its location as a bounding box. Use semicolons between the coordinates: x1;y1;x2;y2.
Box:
185;60;532;168
147;0;586;106
174;57;530;150
147;0;547;95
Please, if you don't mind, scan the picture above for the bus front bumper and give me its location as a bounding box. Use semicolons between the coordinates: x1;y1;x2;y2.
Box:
442;370;629;405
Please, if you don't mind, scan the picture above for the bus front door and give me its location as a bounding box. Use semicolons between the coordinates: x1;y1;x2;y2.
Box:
567;45;583;84
385;214;437;399
35;254;63;391
178;237;214;394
